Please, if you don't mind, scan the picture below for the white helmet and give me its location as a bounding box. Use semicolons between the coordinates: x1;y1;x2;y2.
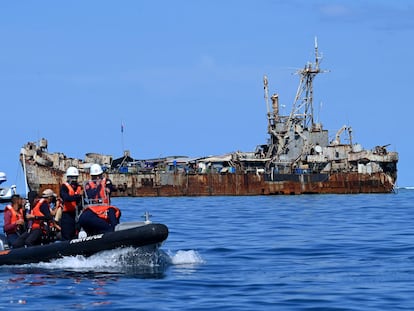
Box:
90;164;103;176
66;166;79;177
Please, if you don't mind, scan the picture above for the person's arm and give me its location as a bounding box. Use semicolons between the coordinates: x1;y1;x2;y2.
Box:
40;203;61;230
39;203;51;219
61;184;81;202
105;178;114;195
107;208;119;230
60;185;70;202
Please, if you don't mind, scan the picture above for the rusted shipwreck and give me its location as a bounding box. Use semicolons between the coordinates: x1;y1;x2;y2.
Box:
20;41;398;197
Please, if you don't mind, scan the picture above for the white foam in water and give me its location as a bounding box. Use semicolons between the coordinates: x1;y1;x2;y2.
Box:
28;248;204;272
169;250;204;265
34;247;155;271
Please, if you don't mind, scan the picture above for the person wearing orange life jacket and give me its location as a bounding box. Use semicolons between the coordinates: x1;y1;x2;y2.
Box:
78;204;121;236
3;194;32;247
13;189;61;248
60;166;83;240
84;164;113;204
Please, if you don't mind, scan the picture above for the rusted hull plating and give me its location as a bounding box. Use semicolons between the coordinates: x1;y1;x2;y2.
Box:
123;172;395;196
25;161;395;197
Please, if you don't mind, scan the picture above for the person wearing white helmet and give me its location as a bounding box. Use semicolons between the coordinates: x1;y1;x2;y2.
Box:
59;166;83;240
89;163;103;176
84;164;113;205
79;164;119;236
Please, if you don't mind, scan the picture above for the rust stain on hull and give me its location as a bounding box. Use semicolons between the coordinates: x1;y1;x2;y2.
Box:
32;171;394;198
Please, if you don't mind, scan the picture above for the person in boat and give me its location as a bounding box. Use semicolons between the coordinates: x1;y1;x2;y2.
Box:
84;164;113;204
60;166;83;240
78;204;121;236
13;189;62;248
3;194;33;247
27;190;39;208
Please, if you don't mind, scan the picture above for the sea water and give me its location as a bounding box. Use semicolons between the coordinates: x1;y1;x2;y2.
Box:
0;189;413;310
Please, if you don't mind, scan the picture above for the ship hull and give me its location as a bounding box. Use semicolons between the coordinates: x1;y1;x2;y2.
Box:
22;159;395;196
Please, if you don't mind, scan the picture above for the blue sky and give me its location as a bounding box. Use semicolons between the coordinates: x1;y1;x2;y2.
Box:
0;0;412;193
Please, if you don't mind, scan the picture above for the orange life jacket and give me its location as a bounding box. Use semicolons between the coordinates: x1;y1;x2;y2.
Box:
83;205;121;222
4;205;24;234
5;205;24;223
86;178;109;204
62;182;82;212
31;198;50;230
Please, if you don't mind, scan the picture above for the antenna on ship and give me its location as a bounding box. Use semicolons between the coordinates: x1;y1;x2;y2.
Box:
121;121;125;153
263;75;273;131
264;75;270;114
314;36;320;71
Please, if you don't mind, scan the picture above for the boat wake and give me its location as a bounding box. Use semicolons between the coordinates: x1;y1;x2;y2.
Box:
168;249;205;266
30;247;167;273
20;248;204;275
397;186;414;190
164;249;205;275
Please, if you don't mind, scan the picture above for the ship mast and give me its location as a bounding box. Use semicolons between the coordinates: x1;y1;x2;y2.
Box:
263;38;327;161
288;37;325;130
